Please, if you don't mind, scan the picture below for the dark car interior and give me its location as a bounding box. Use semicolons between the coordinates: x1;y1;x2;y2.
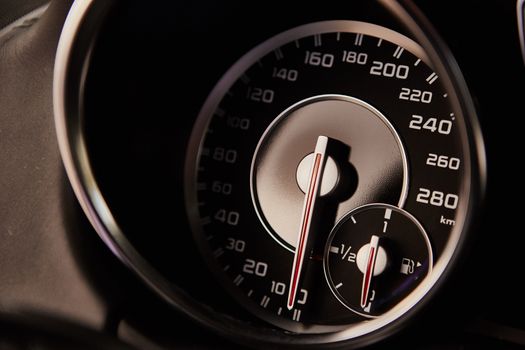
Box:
0;0;524;348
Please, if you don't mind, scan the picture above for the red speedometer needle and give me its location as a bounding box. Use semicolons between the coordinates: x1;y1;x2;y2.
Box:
287;136;328;310
361;235;380;309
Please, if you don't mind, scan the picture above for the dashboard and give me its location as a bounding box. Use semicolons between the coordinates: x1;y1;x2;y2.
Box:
0;0;524;348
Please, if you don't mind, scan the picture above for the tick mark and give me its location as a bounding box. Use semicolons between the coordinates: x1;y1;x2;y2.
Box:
201;216;211;225
426;72;438;85
354;33;364;46
240;74;250;84
393;46;404;59
292;309;302;322
215;108;225;117
233;274;244;286
274;48;284;60
260;295;270;308
213;248;224;258
314;34;322;47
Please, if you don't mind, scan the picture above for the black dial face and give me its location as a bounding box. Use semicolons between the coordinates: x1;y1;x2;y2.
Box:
186;21;470;334
324;204;432;318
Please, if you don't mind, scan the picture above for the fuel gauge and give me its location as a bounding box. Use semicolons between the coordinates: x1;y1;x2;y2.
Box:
324;204;433;317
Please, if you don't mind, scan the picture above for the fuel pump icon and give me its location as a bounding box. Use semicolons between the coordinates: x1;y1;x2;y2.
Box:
400;258;415;275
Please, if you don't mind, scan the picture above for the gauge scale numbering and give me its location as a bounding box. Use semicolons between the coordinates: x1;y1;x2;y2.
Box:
186;21;473;336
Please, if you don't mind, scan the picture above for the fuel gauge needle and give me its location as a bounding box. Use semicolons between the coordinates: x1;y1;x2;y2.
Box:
361;235;380;309
287;135;328;310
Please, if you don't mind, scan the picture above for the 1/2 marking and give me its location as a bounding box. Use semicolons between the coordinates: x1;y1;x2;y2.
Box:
340;245;355;262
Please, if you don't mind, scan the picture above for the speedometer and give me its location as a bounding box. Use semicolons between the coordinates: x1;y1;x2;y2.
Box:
185;19;481;339
54;0;487;347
